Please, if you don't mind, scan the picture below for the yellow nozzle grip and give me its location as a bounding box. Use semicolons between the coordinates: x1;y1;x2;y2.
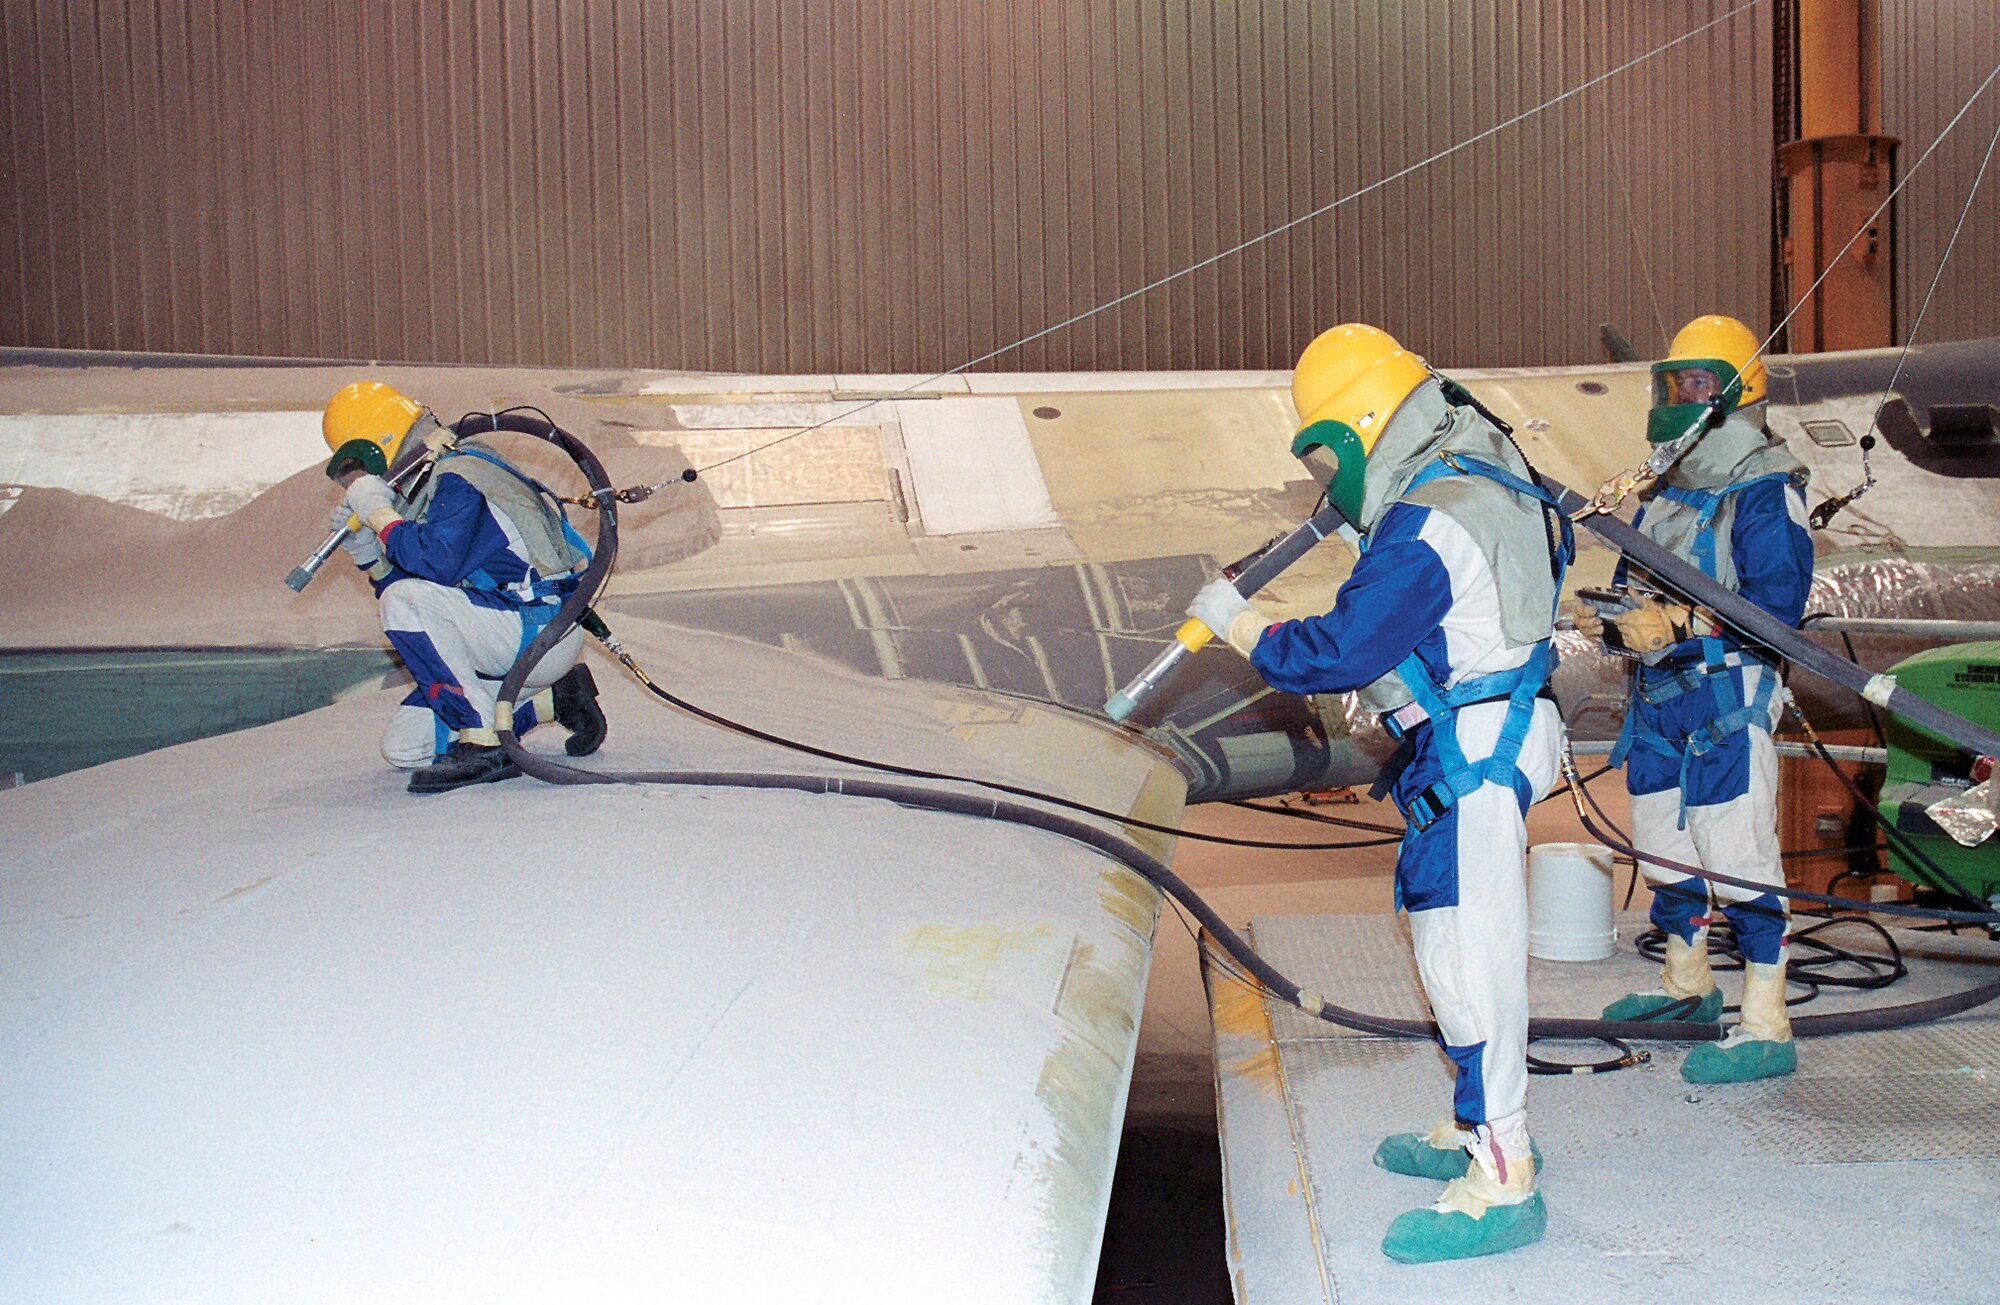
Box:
1175;618;1215;652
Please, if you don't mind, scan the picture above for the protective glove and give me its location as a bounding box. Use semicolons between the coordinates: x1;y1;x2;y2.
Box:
328;501;383;570
1187;577;1270;657
1611;596;1711;655
343;474;405;536
1564;597;1605;642
1187;577;1252;638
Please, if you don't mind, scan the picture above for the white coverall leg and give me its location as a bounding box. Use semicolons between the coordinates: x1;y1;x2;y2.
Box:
377;579;582;769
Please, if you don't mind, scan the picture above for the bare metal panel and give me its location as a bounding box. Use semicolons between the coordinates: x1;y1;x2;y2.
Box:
1882;0;2000;346
8;3;1775;371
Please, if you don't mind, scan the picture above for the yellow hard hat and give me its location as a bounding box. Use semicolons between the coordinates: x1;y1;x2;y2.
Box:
1648;315;1766;443
323;381;424;478
1289;324;1432;520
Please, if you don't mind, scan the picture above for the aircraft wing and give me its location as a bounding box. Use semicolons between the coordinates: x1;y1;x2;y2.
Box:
0;617;1183;1302
7;345;2000;799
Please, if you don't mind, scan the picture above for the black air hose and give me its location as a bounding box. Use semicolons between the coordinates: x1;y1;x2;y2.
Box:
478;415;1998;1048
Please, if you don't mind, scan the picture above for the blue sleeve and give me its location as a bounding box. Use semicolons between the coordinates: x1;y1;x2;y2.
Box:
1249;504;1454;695
380;472;510;586
1729;480;1813;628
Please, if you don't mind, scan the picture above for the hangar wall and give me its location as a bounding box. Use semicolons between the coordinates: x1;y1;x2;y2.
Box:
1;1;1978;374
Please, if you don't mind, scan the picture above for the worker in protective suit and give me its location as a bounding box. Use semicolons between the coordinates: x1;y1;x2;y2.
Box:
1185;323;1572;1264
323;381;607;794
1575;315;1813;1083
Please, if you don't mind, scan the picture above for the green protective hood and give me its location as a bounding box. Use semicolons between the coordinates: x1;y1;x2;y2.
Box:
1636;404;1809;591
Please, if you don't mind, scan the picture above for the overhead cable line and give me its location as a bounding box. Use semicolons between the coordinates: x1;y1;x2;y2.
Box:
1760;56;2000;365
685;0;1770;481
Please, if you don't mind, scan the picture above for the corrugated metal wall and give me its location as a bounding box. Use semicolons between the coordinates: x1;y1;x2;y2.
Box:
5;1;1784;372
1883;1;2000;348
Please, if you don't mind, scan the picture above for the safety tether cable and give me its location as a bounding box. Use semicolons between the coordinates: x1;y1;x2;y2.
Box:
1580;55;2000;517
1853;90;2000;486
1762;57;2000;366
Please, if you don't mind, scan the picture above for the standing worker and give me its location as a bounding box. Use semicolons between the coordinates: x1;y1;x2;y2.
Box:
322;381;607;794
1185;324;1571;1263
1576;315;1813;1083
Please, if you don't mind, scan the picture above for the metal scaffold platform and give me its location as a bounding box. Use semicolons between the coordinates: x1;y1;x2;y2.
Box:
1205;910;2000;1304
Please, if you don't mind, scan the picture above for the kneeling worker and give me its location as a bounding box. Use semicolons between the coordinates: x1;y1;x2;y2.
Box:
1185;324;1571;1263
1577;315;1812;1083
322;381;607;794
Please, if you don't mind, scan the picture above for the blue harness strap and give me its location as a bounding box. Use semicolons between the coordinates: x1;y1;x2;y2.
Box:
438;447;591;605
1613;639;1780;827
1652;472;1789;580
1611;473;1791;824
1377;452;1573;835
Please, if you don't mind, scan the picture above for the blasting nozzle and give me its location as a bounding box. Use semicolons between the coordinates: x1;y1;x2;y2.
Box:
1103;500;1350;728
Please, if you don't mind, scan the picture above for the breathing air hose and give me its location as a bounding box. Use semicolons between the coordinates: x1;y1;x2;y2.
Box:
474;413;1998;1056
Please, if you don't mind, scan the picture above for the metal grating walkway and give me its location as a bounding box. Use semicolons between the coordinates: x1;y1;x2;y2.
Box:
1207;910;2000;1304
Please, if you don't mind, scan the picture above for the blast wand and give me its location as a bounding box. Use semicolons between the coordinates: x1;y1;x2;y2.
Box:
1104;500;1352;725
284;447;447;592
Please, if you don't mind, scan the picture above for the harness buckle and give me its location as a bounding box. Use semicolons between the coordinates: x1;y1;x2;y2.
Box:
1403;783;1452;834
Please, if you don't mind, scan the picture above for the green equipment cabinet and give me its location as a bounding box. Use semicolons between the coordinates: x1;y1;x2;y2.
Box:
1877;640;2000;902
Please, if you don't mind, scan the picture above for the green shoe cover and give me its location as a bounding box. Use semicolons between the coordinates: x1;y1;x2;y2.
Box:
1373;1133;1544;1180
1681;1036;1797;1084
1381;1192;1548;1264
1600;988;1722;1024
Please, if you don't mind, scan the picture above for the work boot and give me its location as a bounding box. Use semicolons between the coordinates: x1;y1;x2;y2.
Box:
408;739;522;794
1375;1119;1543;1181
552;664;607;757
1683;961;1797;1084
1381;1123;1545;1264
1602;933;1722;1023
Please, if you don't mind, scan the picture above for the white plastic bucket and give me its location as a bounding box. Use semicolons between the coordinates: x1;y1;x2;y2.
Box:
1527;842;1617;962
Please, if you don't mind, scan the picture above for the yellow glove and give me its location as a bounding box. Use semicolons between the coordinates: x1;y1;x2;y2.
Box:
1565;597;1605;642
1613;597;1711;654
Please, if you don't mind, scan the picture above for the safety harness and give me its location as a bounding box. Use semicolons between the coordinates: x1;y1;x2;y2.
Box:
432;446;594;608
1369;451;1575;834
1609;474;1792;826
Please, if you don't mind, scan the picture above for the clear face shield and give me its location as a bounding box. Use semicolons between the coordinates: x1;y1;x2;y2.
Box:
1651;364;1729;409
1646;360;1741;445
1290;423;1369;524
1299;442;1344;492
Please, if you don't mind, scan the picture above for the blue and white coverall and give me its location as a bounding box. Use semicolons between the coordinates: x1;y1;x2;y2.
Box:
1617;475;1814;969
1251;499;1563;1139
365;453;587;767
